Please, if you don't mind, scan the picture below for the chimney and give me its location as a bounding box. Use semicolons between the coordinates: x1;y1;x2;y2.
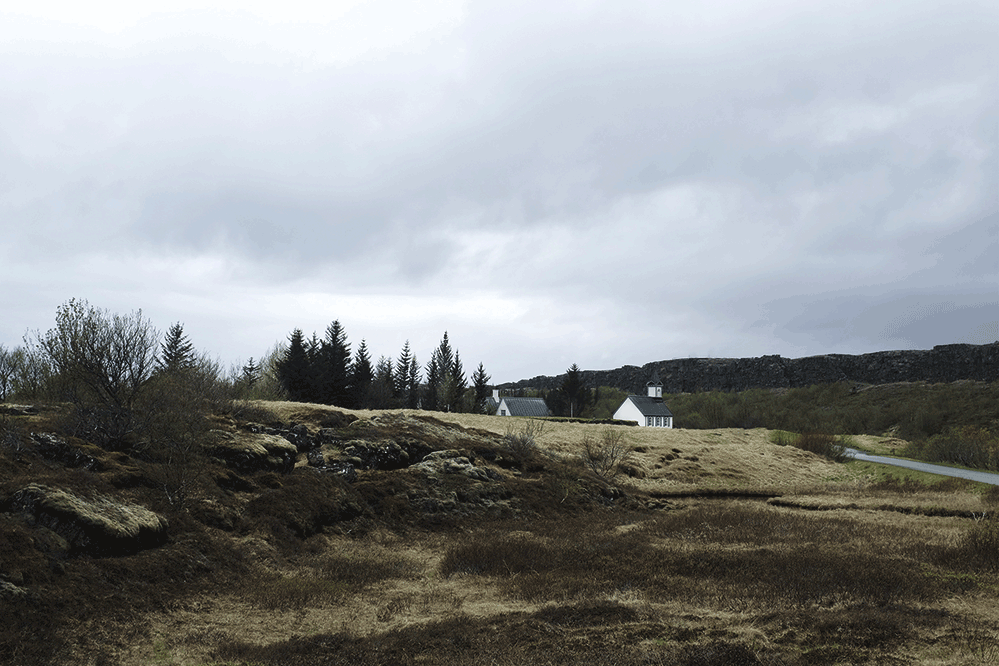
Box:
493;389;500;401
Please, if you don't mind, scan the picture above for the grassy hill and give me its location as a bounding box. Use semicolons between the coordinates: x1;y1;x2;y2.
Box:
2;401;999;665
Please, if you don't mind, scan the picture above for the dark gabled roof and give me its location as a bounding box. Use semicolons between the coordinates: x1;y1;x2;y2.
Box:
499;397;551;417
626;395;673;417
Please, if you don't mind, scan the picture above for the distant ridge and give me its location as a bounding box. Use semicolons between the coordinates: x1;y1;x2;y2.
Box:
501;343;999;394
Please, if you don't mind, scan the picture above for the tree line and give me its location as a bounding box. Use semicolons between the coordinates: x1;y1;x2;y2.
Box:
0;299;239;453
273;324;492;413
0;300;503;417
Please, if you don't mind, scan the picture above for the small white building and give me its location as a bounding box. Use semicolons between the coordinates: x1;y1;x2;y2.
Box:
613;376;674;428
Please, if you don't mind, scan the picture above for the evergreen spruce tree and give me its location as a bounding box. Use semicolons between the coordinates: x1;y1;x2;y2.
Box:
277;329;311;402
241;357;259;388
471;362;491;414
394;340;413;400
406;354;421;408
448;350;467;412
432;332;455;411
424;352;442;411
157;323;195;374
318;321;352;406
369;355;395;408
350;340;374;408
304;332;323;402
560;363;589;417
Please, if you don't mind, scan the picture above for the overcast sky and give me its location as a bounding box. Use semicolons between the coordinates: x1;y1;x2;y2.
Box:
1;1;996;384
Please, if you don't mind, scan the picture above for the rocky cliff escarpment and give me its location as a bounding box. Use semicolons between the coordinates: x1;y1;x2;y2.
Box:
505;343;999;394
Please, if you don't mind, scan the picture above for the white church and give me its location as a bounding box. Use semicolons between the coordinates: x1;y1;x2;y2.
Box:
613;374;674;428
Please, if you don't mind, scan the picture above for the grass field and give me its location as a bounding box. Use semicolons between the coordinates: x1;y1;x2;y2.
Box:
4;401;999;665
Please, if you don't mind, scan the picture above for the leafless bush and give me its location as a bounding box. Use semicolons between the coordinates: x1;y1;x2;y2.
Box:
793;432;848;462
582;430;632;483
31;299;160;448
0;413;24;454
0;344;19;402
502;419;545;464
9;339;55;401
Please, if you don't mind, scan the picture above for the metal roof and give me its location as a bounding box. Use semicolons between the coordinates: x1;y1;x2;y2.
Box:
625;395;674;417
498;397;551;417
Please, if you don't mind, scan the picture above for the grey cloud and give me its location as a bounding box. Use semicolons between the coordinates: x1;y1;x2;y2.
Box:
0;1;995;378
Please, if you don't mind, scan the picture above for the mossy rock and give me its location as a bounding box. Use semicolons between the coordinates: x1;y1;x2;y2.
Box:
10;484;168;556
208;430;297;473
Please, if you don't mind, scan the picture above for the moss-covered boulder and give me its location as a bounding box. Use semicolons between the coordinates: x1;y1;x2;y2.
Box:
208;430;297;473
9;484;168;556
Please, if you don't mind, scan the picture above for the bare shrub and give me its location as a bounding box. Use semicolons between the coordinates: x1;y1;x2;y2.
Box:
918;426;999;471
582;430;631;483
135;354;236;505
0;413;24;454
31;299;160;448
6;341;54;401
793;432;847;462
242;472;367;542
502;419;545;464
0;344;19;402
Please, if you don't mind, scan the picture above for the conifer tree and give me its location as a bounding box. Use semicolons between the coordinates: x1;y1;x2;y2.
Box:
158;323;195;374
434;332;455;410
350;339;374;408
406;354;421;408
394;340;413;400
471;362;491;414
369;355;395;408
318;320;352;406
560;363;589;417
424;352;442;412
448;350;467;412
241;357;259;388
277;329;311;402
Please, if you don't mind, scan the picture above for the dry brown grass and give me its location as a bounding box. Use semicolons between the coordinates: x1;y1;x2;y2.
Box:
8;400;999;666
260;403;845;492
123;501;999;666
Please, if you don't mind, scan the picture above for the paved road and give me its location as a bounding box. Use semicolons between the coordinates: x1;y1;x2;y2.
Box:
844;448;999;486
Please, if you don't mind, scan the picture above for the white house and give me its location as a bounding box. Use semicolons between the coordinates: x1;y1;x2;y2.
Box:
613;376;674;428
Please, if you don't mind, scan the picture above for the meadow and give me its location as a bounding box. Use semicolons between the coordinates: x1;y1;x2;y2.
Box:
3;402;999;665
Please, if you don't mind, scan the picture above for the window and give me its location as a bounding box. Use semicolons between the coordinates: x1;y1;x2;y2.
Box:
647;416;653;426
655;416;662;427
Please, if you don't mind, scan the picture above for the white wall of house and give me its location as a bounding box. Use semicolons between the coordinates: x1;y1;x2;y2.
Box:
497;398;511;416
613;398;644;425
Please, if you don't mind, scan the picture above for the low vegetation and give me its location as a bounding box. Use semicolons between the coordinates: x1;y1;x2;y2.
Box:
665;380;999;440
769;430;849;462
2;301;998;665
3;398;999;665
